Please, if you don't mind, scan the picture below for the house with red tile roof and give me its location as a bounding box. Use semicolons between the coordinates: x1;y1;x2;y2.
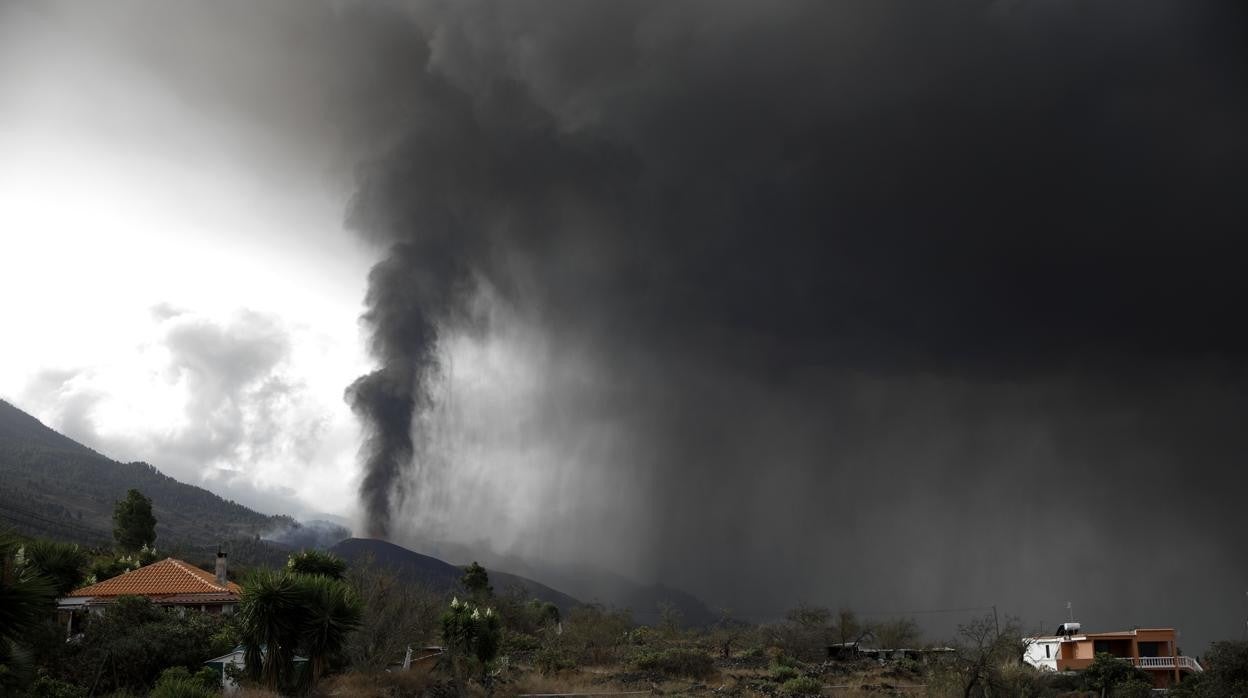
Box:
57;552;240;632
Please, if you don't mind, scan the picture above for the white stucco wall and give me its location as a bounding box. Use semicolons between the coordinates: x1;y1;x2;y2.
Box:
1023;638;1062;671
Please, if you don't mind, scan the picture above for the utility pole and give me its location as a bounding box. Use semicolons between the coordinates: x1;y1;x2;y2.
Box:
992;605;1000;637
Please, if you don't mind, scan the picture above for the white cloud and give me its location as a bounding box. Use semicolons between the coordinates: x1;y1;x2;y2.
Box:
12;308;364;519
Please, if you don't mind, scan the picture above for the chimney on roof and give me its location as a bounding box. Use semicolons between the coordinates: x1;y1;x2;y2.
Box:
215;549;227;586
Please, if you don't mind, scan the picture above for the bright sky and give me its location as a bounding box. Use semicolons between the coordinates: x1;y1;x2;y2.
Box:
0;17;376;519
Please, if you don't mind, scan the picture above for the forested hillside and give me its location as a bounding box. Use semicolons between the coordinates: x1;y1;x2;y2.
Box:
0;399;289;546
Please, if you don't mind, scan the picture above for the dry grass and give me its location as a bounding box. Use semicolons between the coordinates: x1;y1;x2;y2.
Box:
300;657;930;698
504;671;635;696
313;667;437;697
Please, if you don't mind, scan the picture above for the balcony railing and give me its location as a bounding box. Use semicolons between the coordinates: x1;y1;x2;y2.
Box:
1129;656;1203;672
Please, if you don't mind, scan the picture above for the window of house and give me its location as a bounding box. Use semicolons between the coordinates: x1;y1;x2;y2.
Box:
1045;645;1051;658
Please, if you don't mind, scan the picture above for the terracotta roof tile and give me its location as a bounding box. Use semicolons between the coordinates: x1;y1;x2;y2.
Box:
68;558;241;598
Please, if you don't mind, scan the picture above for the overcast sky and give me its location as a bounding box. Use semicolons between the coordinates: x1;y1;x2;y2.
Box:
2;0;1247;650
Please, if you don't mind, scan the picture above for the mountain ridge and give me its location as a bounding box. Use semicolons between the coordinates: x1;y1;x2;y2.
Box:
0;398;288;546
329;537;582;613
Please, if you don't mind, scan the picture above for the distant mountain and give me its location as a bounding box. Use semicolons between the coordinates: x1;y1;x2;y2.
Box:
410;538;719;626
329;538;581;613
0;399;289;547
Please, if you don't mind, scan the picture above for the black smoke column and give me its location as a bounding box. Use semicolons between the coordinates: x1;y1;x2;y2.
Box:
346;241;470;539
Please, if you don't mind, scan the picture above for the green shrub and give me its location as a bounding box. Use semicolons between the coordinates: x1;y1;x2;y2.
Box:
562;604;633;665
33;596;232;695
782;676;823;695
628;625;660;646
772;652;803;669
149;676;215;698
152;666;220;693
534;645;576;674
770;664;801;683
286;550;348;580
632;648;715;679
441;598;502;681
502;629;541;652
25;671;87;698
1115;677;1155;698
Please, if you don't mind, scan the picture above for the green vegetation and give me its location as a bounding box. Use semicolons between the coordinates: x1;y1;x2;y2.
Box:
286;549;348;581
31;595;236;695
0;399;284;546
3;524;1238;698
461;561;493;600
1080;652;1153;696
1;441;1241;698
781;675;823;695
113;489;157;552
1168;640;1248;697
770;663;801;682
16;540;89;596
1;529;56;692
343;559;442;672
631;647;715;679
149;666;220;698
441;596;502;686
239;560;364;692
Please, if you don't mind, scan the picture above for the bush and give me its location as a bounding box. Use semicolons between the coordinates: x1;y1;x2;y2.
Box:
152;666;220;695
781;676;823;695
345;562;441;673
502;629;542;653
35;596;234;695
632;648;715;679
562;604;633;665
441;598;502;682
1115;677;1155;698
150;667;217;698
770;665;801;683
286;550;347;580
772;652;803;669
25;670;87;698
534;645;577;675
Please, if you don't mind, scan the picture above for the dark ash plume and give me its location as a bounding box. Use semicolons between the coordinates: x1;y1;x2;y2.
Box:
346;242;473;539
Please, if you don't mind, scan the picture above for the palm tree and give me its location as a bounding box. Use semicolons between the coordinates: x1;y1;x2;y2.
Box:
0;529;55;691
296;574;363;684
286;550;347;581
239;569;303;691
19;539;89;596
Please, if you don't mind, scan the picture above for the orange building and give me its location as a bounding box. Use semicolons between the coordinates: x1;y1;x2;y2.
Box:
57;554;240;635
1023;626;1202;689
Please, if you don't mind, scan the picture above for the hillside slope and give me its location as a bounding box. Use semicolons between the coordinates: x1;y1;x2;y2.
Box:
329;538;581;613
415;538;719;626
0;399;288;546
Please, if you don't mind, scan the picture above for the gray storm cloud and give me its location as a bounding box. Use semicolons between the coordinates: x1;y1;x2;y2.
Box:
337;0;1248;649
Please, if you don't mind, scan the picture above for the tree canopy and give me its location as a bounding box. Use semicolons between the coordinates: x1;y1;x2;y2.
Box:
112;489;157;552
